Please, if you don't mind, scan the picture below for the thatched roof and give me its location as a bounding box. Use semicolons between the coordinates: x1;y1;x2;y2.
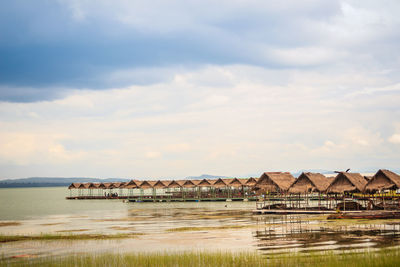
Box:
125;180;141;189
255;172;295;192
153;180;168;189
97;183;106;189
182;180;200;188
68;183;81;189
138;180;157;189
365;169;400;192
212;178;230;188
326;172;367;193
112;182;125;188
88;183;99;189
167;180;185;188
197;179;212;186
229;178;245;187
78;183;93;189
244;177;258;186
288;172;330;193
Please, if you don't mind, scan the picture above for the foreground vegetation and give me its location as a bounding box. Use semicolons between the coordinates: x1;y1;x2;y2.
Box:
0;233;142;243
3;248;400;267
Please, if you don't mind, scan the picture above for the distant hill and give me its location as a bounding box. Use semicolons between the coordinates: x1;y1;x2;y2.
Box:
0;177;130;188
185;174;228;180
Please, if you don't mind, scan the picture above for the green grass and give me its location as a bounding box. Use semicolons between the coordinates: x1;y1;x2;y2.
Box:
2;248;400;267
0;233;143;243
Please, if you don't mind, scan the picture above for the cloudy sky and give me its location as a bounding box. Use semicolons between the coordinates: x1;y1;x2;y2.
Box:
1;0;400;179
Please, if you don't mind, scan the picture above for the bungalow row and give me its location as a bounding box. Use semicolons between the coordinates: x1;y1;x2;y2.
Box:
67;177;259;199
254;169;400;195
67;169;400;200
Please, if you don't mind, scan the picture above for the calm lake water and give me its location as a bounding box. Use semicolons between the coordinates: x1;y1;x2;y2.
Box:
1;187;400;258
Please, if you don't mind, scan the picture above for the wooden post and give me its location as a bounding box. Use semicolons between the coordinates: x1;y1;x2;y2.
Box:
383;192;386;210
343;193;346;211
298;193;300;209
306;191;309;210
318;192;321;210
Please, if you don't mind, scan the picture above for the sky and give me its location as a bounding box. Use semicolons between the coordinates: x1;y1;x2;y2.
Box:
0;0;400;179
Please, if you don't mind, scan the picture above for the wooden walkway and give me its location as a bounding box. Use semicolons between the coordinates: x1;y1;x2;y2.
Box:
66;195;258;202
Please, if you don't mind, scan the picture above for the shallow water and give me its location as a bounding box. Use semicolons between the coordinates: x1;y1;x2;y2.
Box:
1;187;400;259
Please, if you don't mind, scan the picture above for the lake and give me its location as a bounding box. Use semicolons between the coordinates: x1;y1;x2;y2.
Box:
1;187;400;258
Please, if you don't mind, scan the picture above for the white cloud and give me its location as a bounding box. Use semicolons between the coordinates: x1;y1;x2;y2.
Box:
0;132;86;165
145;151;162;159
389;134;400;144
0;64;399;178
269;47;346;66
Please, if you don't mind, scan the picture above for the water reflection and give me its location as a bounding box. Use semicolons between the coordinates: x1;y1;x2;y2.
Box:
253;215;400;254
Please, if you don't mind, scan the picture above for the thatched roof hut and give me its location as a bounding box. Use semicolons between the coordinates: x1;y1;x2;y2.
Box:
288;172;330;194
182;180;200;188
212;178;230;188
78;183;93;189
97;183;107;189
244;177;258;187
229;178;245;188
153;180;168;189
326;172;367;193
197;179;212;187
138;180;157;189
68;183;81;189
364;169;400;192
88;183;99;189
255;172;295;193
167;180;185;188
125;180;141;189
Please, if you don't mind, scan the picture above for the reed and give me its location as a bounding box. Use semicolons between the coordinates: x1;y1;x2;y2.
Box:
3;248;400;267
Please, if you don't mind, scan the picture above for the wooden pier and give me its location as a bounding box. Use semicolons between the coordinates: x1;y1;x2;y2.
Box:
66;195;258;202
